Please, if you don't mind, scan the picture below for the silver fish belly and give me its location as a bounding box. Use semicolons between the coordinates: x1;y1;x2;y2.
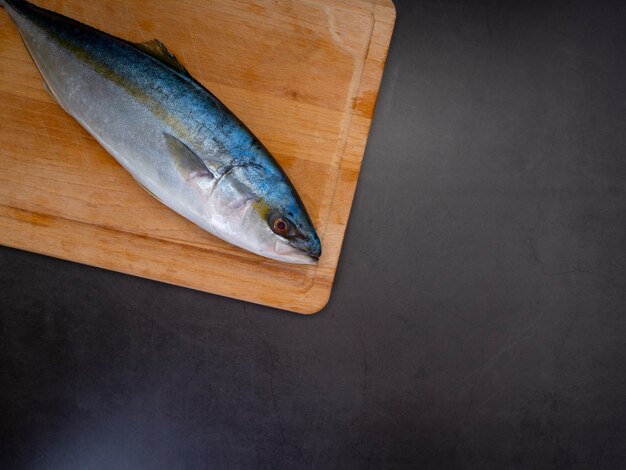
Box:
3;0;321;264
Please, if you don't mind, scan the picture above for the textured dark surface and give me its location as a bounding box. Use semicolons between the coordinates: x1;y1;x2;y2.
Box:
2;0;626;468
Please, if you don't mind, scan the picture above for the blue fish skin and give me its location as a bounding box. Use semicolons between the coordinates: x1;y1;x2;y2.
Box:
3;0;321;262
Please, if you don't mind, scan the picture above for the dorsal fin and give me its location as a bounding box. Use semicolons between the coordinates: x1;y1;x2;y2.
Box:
133;39;190;76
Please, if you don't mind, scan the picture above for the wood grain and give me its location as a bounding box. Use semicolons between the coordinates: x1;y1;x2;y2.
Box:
0;0;395;313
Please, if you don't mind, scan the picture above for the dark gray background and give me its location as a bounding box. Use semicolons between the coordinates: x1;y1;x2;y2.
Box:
2;0;626;468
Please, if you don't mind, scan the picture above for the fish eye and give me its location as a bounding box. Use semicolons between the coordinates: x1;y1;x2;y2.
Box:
269;213;296;237
272;217;290;235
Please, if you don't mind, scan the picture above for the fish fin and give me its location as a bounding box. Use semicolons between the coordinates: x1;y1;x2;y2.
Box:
41;80;73;115
133;178;166;205
133;39;190;76
41;80;53;98
41;80;57;101
164;133;215;181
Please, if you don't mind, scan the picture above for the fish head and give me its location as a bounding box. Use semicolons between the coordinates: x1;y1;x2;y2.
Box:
206;164;321;265
165;133;320;264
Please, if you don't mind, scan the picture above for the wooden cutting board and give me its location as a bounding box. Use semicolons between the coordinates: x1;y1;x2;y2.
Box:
0;0;395;314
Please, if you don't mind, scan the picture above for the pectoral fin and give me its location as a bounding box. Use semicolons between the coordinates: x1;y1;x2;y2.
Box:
164;133;214;181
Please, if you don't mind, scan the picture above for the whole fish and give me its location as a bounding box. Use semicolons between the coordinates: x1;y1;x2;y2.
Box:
2;0;321;264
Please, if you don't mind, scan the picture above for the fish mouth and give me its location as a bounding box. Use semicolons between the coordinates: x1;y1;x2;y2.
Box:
287;235;321;260
287;243;320;265
273;239;320;265
298;253;319;265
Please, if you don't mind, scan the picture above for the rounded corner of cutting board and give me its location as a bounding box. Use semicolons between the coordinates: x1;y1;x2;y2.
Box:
296;285;333;315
